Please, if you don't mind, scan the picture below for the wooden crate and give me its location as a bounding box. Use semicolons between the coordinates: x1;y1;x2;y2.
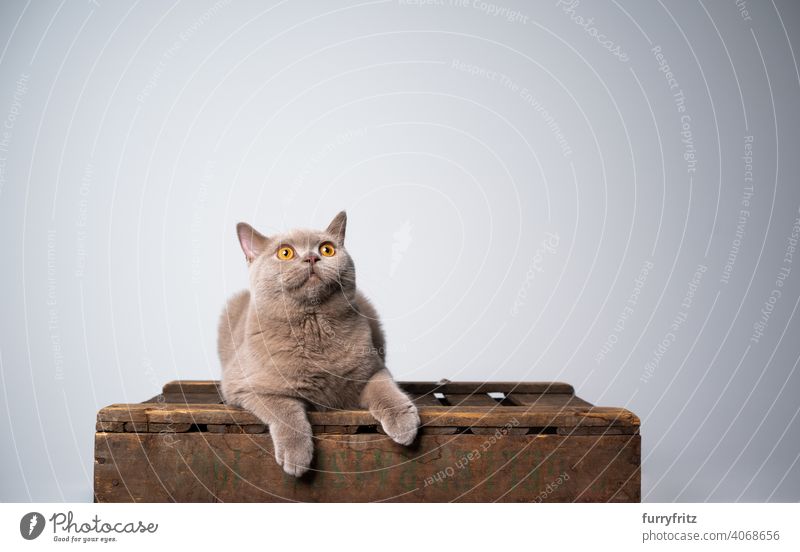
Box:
94;380;640;502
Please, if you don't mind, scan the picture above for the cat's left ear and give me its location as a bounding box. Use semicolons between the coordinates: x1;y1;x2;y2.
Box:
326;211;347;244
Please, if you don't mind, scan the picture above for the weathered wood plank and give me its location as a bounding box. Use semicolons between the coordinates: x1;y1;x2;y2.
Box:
98;403;639;430
97;404;151;423
96;421;125;432
223;424;267;434
162;380;220;394
506;393;593;408
443;393;498;406
148;423;192;433
407;381;575;395
124;422;148;433
438;393;529;434
161;380;575;396
410;393;442;407
94;432;640;502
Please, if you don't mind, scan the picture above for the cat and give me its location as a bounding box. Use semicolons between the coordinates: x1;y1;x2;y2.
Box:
218;211;420;477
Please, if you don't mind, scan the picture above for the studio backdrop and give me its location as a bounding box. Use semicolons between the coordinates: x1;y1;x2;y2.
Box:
0;0;799;502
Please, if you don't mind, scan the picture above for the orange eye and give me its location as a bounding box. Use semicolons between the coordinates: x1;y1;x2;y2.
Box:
319;242;336;257
276;246;295;260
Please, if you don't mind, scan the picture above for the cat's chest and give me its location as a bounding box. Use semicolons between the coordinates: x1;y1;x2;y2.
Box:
251;313;375;407
291;312;367;362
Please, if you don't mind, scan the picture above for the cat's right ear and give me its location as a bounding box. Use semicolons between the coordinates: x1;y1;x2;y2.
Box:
236;222;268;263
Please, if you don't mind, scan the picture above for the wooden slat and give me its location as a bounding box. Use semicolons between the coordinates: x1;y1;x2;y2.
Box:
442;393;498;406
162;380;220;394
321;426;358;434
559;426;639;435
506;393;593;408
96;421;125;432
161;380;574;396
443;391;533;434
403;381;574;395
224;424;267;434
98;403;638;430
124;421;148;432
146;392;223;404
98;404;151;423
148;423;192;433
410;393;442;407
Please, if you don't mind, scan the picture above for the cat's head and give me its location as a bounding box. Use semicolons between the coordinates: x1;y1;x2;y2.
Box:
236;211;356;308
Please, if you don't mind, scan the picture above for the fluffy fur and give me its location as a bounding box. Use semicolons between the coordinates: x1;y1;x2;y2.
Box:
218;211;419;476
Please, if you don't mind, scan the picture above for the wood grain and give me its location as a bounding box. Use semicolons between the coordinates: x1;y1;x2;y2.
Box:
160;380;575;396
97;403;639;432
94;432;640;502
95;380;640;502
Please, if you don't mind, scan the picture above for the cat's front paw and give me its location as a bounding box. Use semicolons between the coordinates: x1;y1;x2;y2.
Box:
379;402;420;446
273;434;313;477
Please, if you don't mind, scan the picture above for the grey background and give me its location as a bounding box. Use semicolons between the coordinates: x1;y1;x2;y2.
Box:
1;0;799;502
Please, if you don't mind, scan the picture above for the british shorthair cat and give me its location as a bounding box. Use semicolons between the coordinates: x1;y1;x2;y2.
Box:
218;211;419;476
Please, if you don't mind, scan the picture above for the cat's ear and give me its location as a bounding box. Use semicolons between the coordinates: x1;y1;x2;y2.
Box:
236;222;268;263
326;211;347;243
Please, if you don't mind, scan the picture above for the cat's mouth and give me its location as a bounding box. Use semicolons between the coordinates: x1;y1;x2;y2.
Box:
304;270;321;284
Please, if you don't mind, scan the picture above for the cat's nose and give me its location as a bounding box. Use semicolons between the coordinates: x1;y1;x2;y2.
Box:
303;254;320;265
